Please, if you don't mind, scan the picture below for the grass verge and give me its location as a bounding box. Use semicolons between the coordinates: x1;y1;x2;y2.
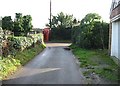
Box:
70;44;120;82
0;44;45;80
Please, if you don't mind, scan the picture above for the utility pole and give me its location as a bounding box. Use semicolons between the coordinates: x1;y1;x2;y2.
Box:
50;0;52;29
49;0;52;41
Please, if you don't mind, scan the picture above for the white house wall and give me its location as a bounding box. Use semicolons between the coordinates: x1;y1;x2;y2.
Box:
111;21;119;58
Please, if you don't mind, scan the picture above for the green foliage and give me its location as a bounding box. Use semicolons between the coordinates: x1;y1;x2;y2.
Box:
49;12;74;29
72;13;109;49
8;36;33;51
71;26;80;44
14;44;44;65
22;15;33;36
51;27;71;40
57;12;73;28
0;29;45;80
29;34;43;43
13;13;24;36
70;44;119;81
2;33;43;57
0;57;21;79
2;16;13;31
0;44;44;80
48;12;77;40
1;13;33;36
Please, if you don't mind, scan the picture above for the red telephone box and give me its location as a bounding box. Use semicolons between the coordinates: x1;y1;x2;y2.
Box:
43;28;50;42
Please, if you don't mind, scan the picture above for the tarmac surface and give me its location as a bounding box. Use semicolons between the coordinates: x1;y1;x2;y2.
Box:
2;43;87;84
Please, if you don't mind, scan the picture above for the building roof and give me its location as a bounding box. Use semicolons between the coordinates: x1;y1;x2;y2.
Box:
110;0;120;11
110;0;120;22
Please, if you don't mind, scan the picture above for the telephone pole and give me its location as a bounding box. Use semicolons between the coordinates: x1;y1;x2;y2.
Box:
50;0;52;29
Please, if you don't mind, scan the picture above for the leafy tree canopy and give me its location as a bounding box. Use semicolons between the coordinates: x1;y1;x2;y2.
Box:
13;13;33;36
22;15;33;36
2;16;13;31
13;13;23;33
48;12;77;29
72;13;109;49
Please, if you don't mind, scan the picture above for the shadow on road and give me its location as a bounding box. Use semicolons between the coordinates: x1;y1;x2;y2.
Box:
3;68;61;84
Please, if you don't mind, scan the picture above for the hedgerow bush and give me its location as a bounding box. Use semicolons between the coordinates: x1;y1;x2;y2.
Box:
1;33;45;80
51;27;71;40
2;33;43;57
8;36;33;51
29;34;43;43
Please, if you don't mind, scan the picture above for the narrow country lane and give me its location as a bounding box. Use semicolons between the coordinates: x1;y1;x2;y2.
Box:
2;43;87;84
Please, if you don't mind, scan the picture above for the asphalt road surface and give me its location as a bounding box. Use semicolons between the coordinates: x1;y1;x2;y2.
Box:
2;43;87;84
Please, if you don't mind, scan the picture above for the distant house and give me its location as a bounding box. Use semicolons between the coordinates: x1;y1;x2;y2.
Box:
109;0;120;64
28;28;43;35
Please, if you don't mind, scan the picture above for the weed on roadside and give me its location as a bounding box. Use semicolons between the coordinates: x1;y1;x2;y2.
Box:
70;44;120;83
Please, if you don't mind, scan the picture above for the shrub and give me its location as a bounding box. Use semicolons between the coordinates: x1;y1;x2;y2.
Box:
8;36;33;51
72;13;109;49
51;27;72;40
3;33;43;56
29;34;43;43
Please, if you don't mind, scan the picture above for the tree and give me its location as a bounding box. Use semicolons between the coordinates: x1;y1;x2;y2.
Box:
13;13;33;36
47;12;76;40
72;13;109;49
13;13;24;36
73;18;77;24
2;16;13;31
22;15;33;36
48;12;74;29
79;13;102;48
57;12;73;28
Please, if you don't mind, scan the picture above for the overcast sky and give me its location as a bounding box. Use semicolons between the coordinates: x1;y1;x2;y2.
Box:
0;0;112;28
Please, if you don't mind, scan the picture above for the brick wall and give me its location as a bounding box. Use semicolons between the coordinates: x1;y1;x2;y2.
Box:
110;4;120;19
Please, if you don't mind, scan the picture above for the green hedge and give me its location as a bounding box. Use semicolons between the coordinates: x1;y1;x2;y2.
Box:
72;22;109;49
51;28;72;40
8;37;33;51
29;34;43;43
2;33;43;57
